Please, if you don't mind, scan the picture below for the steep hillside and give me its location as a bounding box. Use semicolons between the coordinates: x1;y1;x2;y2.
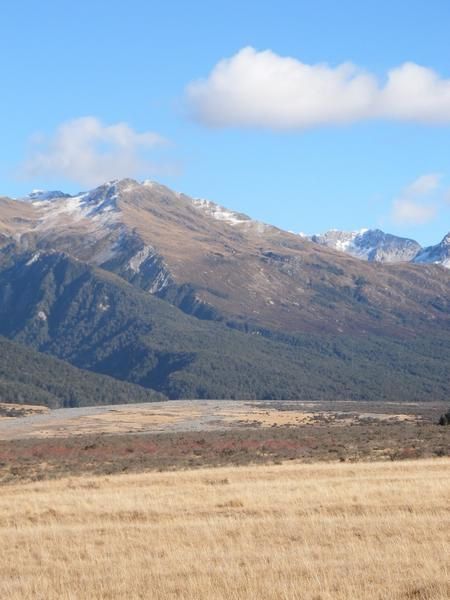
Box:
0;250;449;401
0;336;165;408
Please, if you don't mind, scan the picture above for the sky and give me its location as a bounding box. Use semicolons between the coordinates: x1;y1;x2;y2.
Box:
1;0;450;246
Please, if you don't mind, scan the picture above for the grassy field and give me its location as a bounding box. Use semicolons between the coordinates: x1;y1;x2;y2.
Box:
0;458;448;599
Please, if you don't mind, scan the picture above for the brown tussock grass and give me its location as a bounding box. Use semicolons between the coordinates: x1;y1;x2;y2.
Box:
0;402;49;419
0;458;448;599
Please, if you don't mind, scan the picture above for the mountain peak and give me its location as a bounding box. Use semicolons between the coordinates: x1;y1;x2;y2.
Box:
7;180;450;272
311;228;422;264
414;231;450;268
24;189;72;202
442;232;450;246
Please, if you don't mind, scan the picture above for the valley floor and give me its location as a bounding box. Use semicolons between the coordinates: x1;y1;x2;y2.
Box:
0;399;446;440
0;400;448;484
0;458;448;599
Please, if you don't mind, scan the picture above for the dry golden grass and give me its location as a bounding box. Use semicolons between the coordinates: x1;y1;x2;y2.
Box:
0;458;448;599
0;402;49;419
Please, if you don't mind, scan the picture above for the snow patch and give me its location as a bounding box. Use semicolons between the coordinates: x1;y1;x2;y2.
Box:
192;198;252;226
26;252;41;266
33;182;120;233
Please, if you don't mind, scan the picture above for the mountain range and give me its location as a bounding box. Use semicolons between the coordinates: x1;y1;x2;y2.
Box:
0;179;449;404
310;228;450;268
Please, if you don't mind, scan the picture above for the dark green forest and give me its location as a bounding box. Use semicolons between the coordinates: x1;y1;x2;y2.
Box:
0;336;165;407
0;251;449;402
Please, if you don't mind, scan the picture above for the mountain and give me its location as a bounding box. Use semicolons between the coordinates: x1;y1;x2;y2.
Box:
0;335;165;408
0;179;449;402
2;179;450;335
311;229;422;264
23;190;72;202
0;248;449;401
414;233;450;269
311;228;450;269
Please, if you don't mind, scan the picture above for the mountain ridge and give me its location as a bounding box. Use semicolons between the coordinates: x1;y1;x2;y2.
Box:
311;227;450;268
9;181;450;270
3;179;450;336
311;229;422;263
0;179;449;401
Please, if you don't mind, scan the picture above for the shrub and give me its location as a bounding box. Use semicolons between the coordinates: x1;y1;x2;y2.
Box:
438;410;450;426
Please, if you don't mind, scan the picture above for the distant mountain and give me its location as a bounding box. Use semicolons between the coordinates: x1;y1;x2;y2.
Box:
310;228;450;269
0;179;449;402
311;229;422;264
414;233;450;269
0;335;165;408
23;190;72;202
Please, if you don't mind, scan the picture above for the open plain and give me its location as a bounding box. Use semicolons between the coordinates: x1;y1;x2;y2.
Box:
0;399;444;440
1;400;448;599
0;458;449;600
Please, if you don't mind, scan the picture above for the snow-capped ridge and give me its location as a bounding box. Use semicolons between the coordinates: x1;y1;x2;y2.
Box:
23;190;72;202
414;232;450;269
311;228;423;264
311;227;450;269
33;181;120;225
190;197;271;233
10;178;450;271
192;197;251;226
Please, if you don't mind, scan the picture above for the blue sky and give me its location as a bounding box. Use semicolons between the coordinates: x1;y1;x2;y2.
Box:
1;0;450;245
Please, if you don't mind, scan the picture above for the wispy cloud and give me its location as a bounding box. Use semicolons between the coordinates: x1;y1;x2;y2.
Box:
405;173;441;196
186;47;450;129
390;174;441;226
20;117;169;187
391;198;438;226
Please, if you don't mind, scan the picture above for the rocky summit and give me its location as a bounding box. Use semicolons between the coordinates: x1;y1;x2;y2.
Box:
311;228;450;268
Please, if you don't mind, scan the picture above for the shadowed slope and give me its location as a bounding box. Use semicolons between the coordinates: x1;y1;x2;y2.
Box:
0;250;449;400
0;335;165;407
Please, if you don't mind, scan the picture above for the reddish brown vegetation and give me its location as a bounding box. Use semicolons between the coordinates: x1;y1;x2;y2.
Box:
1;417;448;484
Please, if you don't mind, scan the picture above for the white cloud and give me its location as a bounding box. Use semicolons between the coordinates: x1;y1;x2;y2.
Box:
405;173;441;197
391;198;438;226
21;117;168;187
186;47;450;129
390;174;441;226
